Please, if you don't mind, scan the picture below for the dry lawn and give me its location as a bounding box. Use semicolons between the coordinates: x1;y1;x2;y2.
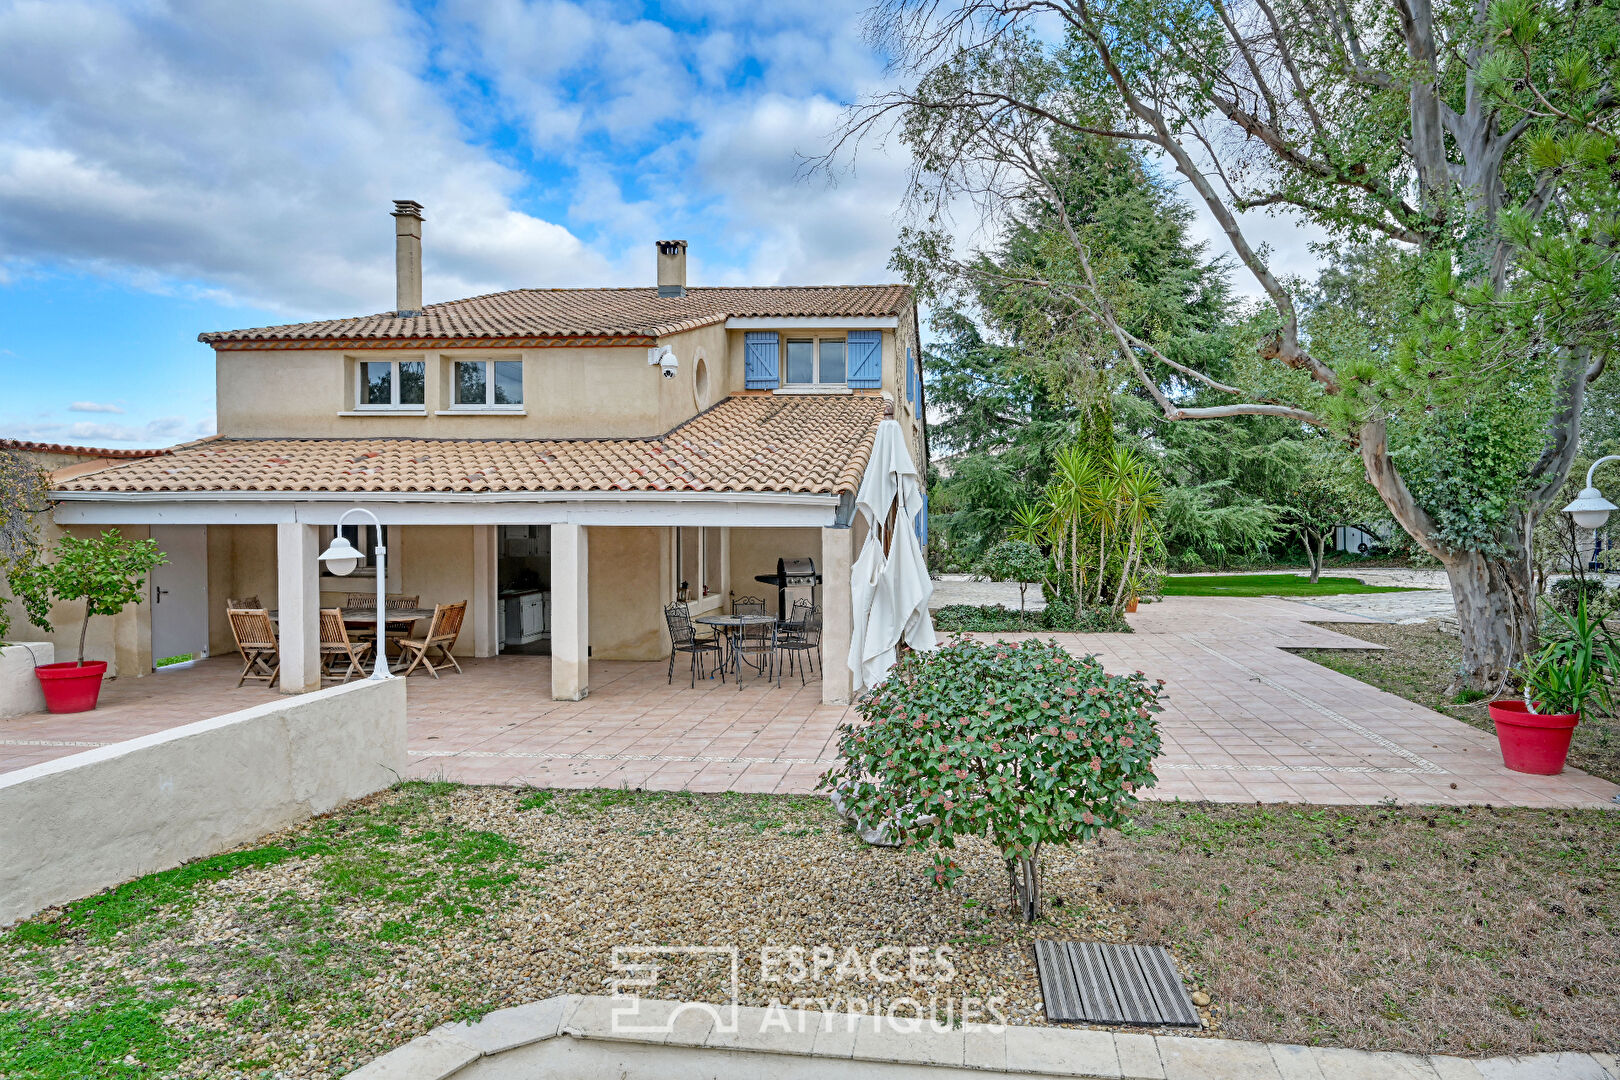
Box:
1107;802;1618;1055
1296;620;1620;784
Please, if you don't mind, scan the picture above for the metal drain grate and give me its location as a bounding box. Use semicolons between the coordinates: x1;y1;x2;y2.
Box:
1034;941;1201;1027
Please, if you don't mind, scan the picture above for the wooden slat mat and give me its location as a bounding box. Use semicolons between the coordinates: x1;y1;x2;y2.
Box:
1034;941;1200;1027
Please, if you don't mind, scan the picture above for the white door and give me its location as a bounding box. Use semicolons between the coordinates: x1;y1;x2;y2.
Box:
150;525;209;666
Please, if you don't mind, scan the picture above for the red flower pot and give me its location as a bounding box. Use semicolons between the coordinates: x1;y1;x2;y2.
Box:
1487;699;1578;775
34;660;108;714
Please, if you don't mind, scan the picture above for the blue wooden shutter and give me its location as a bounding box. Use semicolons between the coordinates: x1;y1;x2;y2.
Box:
744;331;779;389
905;347;916;403
847;330;882;388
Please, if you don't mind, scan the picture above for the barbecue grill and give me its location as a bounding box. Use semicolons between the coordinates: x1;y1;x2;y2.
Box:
754;557;820;617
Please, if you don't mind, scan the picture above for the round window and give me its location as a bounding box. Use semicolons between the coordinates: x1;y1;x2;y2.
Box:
693;355;710;408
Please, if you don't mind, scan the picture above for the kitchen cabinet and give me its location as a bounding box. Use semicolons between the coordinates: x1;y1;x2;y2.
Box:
503;590;549;644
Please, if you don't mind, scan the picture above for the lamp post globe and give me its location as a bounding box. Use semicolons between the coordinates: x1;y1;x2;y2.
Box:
317;535;363;576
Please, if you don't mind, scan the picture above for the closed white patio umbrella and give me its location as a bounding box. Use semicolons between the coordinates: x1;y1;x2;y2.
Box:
848;418;937;690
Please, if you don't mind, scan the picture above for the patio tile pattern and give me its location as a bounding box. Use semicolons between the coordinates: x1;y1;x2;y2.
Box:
197;283;912;344
3;597;1615;809
51;395;885;497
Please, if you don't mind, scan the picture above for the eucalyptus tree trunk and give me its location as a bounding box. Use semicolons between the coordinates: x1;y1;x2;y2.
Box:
1442;548;1538;691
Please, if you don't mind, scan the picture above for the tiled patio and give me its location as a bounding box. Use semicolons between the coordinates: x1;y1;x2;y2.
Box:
3;596;1616;808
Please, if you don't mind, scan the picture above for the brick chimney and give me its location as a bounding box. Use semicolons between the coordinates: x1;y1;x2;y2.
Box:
656;240;687;298
392;200;424;316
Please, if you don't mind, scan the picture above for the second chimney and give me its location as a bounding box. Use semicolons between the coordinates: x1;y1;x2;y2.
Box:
656;240;687;298
392;200;424;316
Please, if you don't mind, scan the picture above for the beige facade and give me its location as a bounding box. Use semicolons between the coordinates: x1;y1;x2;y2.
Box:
215;316;919;466
37;261;925;705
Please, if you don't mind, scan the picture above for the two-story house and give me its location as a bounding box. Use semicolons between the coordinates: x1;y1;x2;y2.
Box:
44;202;927;704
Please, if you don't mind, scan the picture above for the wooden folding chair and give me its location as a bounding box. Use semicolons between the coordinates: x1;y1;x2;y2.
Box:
397;600;466;678
382;594;420;657
227;608;279;688
226;596;261;610
319;608;374;684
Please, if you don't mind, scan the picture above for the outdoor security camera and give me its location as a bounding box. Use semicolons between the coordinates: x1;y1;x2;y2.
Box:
648;345;678;379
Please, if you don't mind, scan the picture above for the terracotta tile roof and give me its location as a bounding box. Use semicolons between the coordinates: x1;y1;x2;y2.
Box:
199;284;912;345
0;438;179;460
52;395;884;497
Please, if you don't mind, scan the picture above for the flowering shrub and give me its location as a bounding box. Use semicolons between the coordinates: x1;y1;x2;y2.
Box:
821;637;1165;921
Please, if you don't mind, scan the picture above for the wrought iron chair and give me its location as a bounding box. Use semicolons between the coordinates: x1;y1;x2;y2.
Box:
731;603;777;687
226;608;279;688
664;602;724;687
775;605;822;686
319;608;374;684
397;600;466;678
780;597;813;632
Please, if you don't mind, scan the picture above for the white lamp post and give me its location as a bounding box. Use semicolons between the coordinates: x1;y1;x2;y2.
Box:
317;507;392;680
1562;456;1620;532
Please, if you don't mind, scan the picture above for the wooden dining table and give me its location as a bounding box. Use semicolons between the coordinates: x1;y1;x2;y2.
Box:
266;607;435;671
266;606;435;629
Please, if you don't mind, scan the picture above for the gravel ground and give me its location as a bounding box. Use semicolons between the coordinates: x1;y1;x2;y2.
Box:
3;785;1613;1079
0;785;1184;1080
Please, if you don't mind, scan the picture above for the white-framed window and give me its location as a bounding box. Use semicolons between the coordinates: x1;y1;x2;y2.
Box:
675;526;723;605
356;358;426;410
784;337;847;386
451;358;524;409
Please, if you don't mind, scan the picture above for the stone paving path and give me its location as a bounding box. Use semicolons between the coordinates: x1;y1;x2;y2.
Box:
5;597;1613;809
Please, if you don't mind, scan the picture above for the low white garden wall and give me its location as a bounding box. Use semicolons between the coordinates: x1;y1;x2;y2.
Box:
345;995;1616;1080
0;641;53;719
0;675;406;925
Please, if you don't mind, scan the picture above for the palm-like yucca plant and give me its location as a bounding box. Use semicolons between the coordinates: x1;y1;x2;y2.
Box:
1112;450;1163;609
1024;442;1165;618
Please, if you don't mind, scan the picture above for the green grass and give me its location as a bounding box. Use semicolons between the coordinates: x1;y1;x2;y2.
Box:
7;845;301;946
1160;573;1422;597
0;992;193;1079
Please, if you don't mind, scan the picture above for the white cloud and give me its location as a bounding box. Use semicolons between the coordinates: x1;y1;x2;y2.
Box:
4;414;206;446
68;401;124;414
0;0;609;316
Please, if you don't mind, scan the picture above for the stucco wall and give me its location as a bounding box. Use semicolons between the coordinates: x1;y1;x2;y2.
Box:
0;642;53;719
588;526;671;661
216;345;696;440
0;676;406;926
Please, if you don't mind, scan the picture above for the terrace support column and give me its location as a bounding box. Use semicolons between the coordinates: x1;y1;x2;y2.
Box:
821;524;856;705
471;525;498;658
551;523;589;701
275;522;321;694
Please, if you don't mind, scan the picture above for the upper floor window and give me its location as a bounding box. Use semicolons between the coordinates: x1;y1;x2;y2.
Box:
785;337;847;386
357;359;425;410
453;359;523;409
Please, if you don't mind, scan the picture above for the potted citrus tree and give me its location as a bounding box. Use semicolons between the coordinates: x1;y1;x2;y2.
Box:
1488;594;1611;775
8;530;166;713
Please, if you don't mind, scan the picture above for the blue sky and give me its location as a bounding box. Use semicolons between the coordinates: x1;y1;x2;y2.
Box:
0;0;1322;448
0;0;920;446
